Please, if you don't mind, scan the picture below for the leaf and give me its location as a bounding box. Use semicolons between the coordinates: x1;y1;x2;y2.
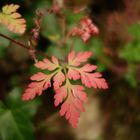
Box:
53;70;65;90
35;56;59;71
54;80;88;128
119;24;140;63
70;16;99;42
80;72;108;89
22;67;64;101
23;52;108;128
54;85;67;107
68;67;108;89
23;56;62;101
41;12;61;40
68;63;96;80
22;72;52;101
0;4;26;34
79;64;97;72
119;39;140;63
0;87;40;140
68;51;92;66
67;51;108;89
67;68;81;80
127;23;140;39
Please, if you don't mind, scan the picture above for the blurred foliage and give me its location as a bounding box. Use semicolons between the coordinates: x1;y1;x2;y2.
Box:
0;0;140;140
120;24;140;63
0;87;40;140
119;24;140;87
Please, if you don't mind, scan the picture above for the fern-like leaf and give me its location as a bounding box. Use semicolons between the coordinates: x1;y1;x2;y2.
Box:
0;4;26;34
54;80;88;128
23;52;108;128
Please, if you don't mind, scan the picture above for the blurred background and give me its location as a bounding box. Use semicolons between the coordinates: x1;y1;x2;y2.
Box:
0;0;140;140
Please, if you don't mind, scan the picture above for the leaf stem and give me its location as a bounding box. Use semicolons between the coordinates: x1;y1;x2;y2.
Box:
0;33;50;59
0;33;29;49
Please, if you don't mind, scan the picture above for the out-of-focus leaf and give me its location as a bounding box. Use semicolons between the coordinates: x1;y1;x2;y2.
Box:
47;34;60;43
128;24;140;39
88;38;104;58
96;62;107;72
41;13;61;39
120;42;140;62
73;38;87;52
0;87;40;140
0;4;26;34
125;65;138;87
47;45;64;60
119;24;140;87
65;10;85;25
120;24;140;62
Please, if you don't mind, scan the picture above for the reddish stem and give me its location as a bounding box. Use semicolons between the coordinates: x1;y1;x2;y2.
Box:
0;33;49;59
0;33;29;49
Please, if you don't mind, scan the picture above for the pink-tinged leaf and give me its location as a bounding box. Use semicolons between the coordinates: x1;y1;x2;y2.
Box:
67;68;80;80
60;102;80;128
72;85;88;102
30;72;47;81
80;31;91;43
11;13;21;18
67;61;108;90
54;81;88;128
52;56;59;65
80;72;108;89
90;73;108;89
69;17;99;42
0;4;26;34
22;73;52;101
59;102;69;116
73;99;85;112
54;86;67;106
68;51;93;66
80;73;91;88
80;64;97;72
53;71;65;90
22;81;50;101
68;51;75;62
35;56;59;71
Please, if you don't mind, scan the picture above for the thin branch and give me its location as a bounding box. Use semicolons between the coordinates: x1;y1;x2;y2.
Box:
0;33;67;62
0;33;50;59
0;33;30;49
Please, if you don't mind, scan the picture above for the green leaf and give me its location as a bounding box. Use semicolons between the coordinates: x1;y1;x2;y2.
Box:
124;65;138;87
128;24;140;39
41;13;61;39
0;87;40;140
88;38;104;58
65;10;85;25
119;24;140;62
46;45;64;60
119;40;140;63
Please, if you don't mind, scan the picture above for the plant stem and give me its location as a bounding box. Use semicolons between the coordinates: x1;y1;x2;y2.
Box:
0;33;30;49
0;33;50;58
